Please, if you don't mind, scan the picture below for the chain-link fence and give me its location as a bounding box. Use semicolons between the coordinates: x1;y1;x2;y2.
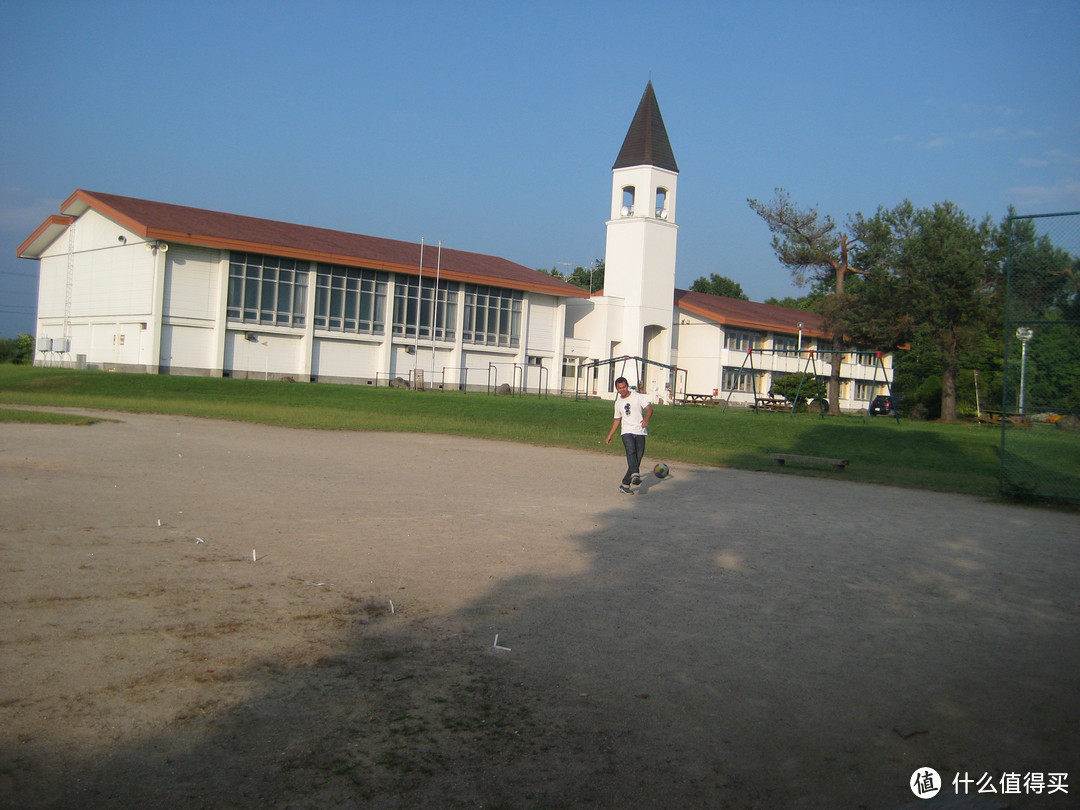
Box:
1001;211;1080;503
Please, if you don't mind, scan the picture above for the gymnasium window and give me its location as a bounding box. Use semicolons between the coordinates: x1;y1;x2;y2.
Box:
392;277;458;340
314;264;388;334
228;253;308;327
462;285;522;348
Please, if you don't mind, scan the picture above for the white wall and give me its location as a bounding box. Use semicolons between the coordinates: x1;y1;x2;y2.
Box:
160;325;216;373
43;210;155;319
163;246;220;321
525;295;556;355
160;245;224;373
671;314;724;394
34;212;158;369
223;330;304;380
312;335;384;381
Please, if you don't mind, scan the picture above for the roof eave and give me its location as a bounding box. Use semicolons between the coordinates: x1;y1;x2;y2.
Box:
678;300;831;339
17;215;76;259
64;189;152;236
25;190;589;299
23;192;591;300
136;227;587;296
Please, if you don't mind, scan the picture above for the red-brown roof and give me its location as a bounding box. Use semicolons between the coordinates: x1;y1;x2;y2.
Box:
675;289;830;338
19;190;589;299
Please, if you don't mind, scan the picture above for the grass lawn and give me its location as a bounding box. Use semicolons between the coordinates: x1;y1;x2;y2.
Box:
2;364;1077;501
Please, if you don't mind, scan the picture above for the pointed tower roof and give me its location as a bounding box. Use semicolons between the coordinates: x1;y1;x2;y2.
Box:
613;81;678;173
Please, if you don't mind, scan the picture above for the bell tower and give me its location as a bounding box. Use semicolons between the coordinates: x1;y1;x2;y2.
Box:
603;81;679;382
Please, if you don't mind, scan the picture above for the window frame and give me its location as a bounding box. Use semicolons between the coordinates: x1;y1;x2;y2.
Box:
392;276;458;341
462;284;522;348
724;329;763;353
313;264;388;335
227;252;308;328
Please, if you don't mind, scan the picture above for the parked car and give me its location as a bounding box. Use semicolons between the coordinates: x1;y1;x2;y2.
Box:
868;394;901;416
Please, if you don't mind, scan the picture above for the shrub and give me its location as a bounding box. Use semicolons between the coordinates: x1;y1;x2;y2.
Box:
912;375;942;420
769;373;828;410
14;334;34;365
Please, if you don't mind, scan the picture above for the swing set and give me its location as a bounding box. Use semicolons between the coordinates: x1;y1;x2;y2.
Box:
574;355;688;403
722;347;893;419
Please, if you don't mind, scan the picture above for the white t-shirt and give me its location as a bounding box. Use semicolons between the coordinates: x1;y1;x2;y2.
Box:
613;391;650;435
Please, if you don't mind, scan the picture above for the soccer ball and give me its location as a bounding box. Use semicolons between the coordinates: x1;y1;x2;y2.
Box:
653;462;670;479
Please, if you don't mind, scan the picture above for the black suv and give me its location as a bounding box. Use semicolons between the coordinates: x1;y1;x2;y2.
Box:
868;394;901;416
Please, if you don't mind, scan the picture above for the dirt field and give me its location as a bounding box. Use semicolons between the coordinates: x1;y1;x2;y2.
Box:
1;412;1078;809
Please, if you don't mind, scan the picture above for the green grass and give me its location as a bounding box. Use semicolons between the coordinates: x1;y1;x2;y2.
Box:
2;364;1078;500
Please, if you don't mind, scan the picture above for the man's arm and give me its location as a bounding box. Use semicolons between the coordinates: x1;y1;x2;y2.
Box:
605;418;621;445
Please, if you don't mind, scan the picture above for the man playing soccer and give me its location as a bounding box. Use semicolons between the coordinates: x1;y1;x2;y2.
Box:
605;376;653;493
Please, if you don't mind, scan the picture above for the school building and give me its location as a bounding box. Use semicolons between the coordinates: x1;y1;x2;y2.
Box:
18;83;891;410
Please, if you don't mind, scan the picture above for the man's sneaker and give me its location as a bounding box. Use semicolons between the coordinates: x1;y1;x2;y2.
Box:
619;484;633;494
631;474;642;486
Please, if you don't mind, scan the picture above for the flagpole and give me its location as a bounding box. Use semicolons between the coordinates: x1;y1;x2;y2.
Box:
432;241;441;376
415;238;423;361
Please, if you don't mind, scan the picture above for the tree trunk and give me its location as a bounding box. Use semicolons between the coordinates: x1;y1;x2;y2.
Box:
941;359;959;421
827;237;849;414
826;358;839;413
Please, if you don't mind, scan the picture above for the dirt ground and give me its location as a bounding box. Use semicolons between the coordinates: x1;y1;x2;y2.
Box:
1;411;1078;809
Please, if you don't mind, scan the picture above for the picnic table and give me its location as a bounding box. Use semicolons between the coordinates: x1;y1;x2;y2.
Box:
683;393;719;406
979;409;1030;428
753;396;788;412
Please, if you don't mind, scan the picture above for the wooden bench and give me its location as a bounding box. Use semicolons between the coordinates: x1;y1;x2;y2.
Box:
754;397;788;412
771;453;849;472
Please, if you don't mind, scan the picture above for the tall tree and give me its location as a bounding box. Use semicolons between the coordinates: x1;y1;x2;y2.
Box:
996;211;1080;412
997;210;1075;321
859;201;998;421
689;273;748;299
748;188;865;412
763;294;820;310
538;259;604;293
568;259;604;293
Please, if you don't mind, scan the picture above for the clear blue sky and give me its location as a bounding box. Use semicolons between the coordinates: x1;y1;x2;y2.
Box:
2;0;1078;337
